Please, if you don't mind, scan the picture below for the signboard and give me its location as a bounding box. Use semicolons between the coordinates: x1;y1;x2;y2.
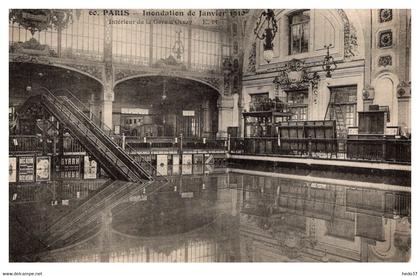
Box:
36;156;50;181
61;156;81;179
121;108;149;115
182;110;195;116
181;192;194;198
347;127;358;135
84;156;97;179
114;125;120;134
9;157;17;183
18;156;34;182
385;127;399;136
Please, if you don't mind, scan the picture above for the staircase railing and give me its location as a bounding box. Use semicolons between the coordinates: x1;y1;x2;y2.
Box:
40;87;167;182
40;92;139;181
51;87;166;181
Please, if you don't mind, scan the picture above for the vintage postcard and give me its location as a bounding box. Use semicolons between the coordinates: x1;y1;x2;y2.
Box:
5;5;413;276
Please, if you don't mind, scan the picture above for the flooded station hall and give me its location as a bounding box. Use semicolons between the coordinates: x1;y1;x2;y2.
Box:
8;9;411;263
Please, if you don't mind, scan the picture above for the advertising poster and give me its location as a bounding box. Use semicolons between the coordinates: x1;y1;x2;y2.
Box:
36;156;50;181
172;154;180;165
156;154;168;176
181;154;192;175
18;156;34;182
9;157;17;183
182;154;192;165
83;155;97;179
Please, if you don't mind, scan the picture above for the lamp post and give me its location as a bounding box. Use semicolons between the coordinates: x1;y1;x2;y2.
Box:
254;9;278;63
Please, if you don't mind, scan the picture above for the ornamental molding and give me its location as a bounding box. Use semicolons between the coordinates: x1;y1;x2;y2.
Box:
201;76;223;92
65;63;104;82
273;59;320;92
337;9;359;60
114;68;149;82
379;9;393;23
10;53;53;65
9;9;75;35
362;85;375;100
9;38;58;57
397;81;411;98
247;42;257;73
153;55;187;70
113;66;223;94
378;55;392;67
379;30;393;48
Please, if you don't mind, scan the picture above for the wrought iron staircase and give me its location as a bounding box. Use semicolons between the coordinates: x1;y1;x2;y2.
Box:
18;87;159;182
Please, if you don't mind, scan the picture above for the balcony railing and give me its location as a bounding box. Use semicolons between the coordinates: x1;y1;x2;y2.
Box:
118;136;227;152
229;137;411;164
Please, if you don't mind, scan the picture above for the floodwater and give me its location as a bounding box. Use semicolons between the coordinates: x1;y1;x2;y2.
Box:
9;165;411;262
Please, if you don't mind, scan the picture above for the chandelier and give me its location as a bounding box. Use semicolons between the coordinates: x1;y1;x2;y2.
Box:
254;9;278;63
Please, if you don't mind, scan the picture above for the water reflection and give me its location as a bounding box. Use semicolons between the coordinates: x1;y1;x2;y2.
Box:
9;165;410;262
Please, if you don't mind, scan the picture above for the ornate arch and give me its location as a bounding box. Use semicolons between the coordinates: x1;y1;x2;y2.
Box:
114;73;223;96
9;57;104;86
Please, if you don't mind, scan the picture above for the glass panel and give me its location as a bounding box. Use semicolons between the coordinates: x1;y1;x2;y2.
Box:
289;10;310;55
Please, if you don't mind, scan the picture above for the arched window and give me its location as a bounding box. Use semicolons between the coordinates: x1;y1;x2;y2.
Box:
288;10;310;55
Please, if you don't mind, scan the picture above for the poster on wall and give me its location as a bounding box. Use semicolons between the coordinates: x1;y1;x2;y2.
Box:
36;156;50;181
173;154;180;165
9;157;17;183
84;156;97;179
18;156;34;182
182;154;192;165
60;156;81;179
156;155;168;176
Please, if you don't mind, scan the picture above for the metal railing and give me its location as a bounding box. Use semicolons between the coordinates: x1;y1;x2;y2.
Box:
49;88;166;180
119;136;227;152
9;135;44;153
229;136;411;164
41;91;142;181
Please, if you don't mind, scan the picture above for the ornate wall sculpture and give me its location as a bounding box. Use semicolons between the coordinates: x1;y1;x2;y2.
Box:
247;42;257;73
379;30;393;48
378;55;392;67
337;9;359;60
10;54;52;65
397;81;411;98
379;9;393;23
272;59;320;92
66;64;104;81
222;57;232;95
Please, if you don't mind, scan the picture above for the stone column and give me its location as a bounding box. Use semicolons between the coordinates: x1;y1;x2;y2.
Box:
101;92;114;129
202;100;212;138
101;14;114;130
217;95;234;138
